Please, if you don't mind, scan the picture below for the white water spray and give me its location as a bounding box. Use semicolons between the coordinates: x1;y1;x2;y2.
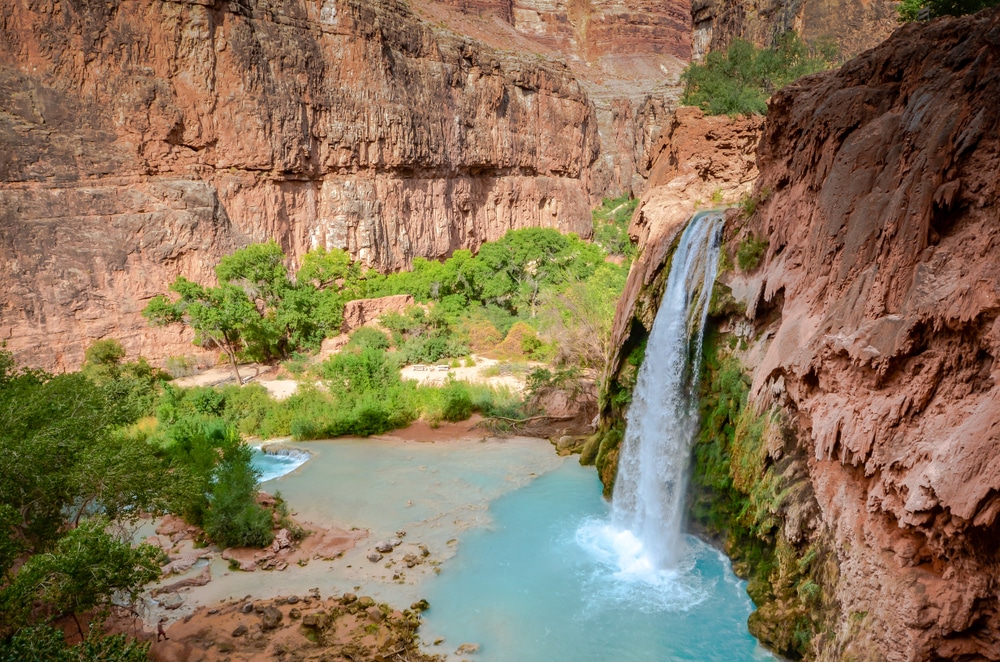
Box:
609;210;724;569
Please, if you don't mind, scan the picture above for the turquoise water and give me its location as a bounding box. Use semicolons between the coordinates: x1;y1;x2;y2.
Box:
247;438;770;660
251;446;311;482
420;461;773;662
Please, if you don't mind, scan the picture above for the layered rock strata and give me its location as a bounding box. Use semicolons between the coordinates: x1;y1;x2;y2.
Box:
0;0;601;369
691;0;898;62
420;0;692;196
608;8;1000;660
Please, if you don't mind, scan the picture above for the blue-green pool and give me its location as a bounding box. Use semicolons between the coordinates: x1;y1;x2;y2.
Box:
420;461;773;661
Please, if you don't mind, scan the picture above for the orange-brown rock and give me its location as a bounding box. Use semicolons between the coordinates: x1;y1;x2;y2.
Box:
733;10;1000;659
0;0;601;371
341;294;415;333
608;8;1000;659
691;0;898;62
420;0;693;196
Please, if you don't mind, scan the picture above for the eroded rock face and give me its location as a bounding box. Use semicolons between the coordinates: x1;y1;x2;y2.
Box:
0;0;601;370
421;0;693;197
691;0;898;62
607;8;1000;660
737;10;1000;659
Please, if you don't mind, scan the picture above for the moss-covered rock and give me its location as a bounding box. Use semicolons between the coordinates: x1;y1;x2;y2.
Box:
688;327;838;660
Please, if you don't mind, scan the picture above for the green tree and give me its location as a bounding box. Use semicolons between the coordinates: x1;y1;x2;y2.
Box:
144;278;261;383
538;262;627;369
215;240;290;309
0;518;159;637
682;33;832;116
0;369;140;551
82;339;126;375
0;624;150;662
203;443;273;548
898;0;998;19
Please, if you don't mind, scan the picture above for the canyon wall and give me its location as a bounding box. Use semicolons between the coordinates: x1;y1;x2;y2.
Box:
419;0;693;197
691;0;898;61
607;8;1000;660
0;0;606;370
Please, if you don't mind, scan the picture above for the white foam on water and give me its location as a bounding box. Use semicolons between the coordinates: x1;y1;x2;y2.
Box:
251;446;312;483
574;517;710;613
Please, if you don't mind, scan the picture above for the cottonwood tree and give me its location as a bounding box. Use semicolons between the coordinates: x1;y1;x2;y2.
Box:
144;278;258;383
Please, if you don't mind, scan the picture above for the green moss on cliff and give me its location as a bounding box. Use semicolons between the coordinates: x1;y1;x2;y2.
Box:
689;329;836;659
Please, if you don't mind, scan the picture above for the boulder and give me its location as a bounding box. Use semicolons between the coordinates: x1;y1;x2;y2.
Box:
341;295;415;334
260;606;282;631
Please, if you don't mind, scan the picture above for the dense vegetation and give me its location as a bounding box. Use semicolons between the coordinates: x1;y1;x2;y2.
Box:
688;329;831;658
0;344;274;658
1;204;636;655
147;199;636;387
897;0;998;19
681;33;832;116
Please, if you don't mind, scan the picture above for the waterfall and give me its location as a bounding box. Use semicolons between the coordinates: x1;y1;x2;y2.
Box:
251;445;312;482
610;210;724;568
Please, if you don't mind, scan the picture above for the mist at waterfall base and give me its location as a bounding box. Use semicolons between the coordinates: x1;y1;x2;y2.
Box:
422;212;771;661
421;462;771;661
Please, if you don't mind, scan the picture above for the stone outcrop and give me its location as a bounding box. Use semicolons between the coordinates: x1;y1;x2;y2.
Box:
0;0;602;370
341;294;415;334
605;106;763;389
607;8;1000;660
691;0;898;62
736;10;1000;659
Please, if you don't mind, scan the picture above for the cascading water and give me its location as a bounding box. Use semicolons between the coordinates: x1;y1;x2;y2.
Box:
610;210;724;568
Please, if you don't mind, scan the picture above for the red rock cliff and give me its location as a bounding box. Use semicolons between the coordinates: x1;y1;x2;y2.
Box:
739;9;1000;659
691;0;898;62
0;0;604;369
608;7;1000;660
419;0;693;196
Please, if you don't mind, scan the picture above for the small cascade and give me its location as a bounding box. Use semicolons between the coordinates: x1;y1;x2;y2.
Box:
251;445;312;482
610;210;724;568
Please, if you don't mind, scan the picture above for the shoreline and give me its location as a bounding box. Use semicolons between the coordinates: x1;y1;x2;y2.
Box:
136;426;562;660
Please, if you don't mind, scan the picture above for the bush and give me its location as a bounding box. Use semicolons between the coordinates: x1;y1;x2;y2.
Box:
736;235;768;271
322;347;400;396
682;33;832;116
440;381;474;422
203;443;274;548
491;322;540;361
164;355;197;378
346;327;391;351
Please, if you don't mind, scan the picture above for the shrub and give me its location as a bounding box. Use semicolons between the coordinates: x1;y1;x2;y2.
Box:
346;327;391;351
736;235;768;271
682;33;832;116
440;381;473;422
491;322;539;361
203;443;274;548
164;355;197;378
